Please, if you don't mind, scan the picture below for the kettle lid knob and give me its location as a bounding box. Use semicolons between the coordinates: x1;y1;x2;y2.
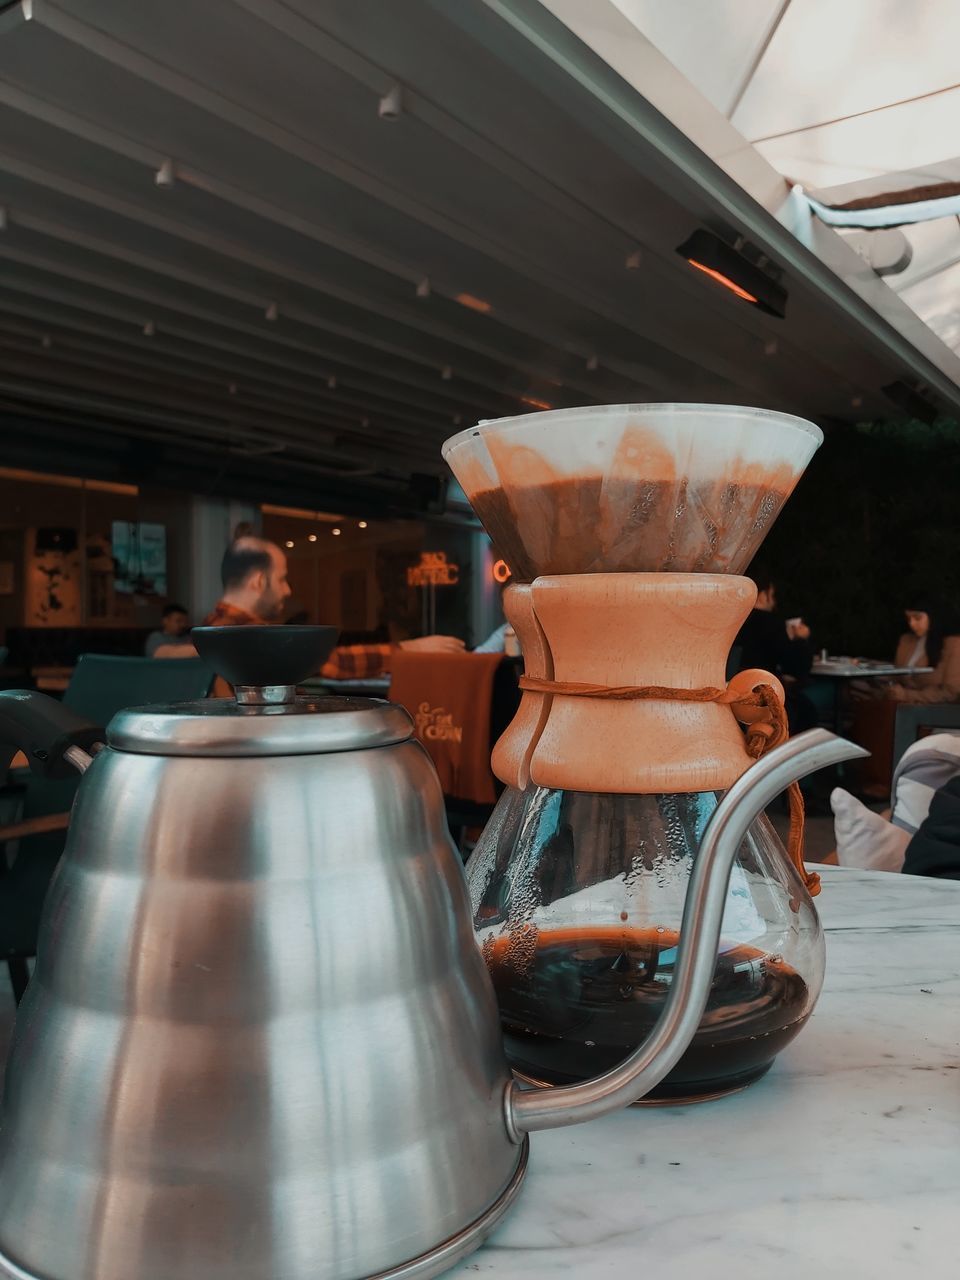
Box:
192;626;338;704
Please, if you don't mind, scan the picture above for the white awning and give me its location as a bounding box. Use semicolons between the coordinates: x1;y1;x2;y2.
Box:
609;0;960;358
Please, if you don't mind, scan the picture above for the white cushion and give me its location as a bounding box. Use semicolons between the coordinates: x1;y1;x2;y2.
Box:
831;732;960;873
830;788;910;873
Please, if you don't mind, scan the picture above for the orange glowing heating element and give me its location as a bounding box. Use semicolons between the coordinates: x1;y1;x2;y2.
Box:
456;292;492;313
520;395;553;410
686;258;758;304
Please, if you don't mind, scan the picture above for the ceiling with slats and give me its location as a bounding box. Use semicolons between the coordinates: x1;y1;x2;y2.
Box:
0;0;955;512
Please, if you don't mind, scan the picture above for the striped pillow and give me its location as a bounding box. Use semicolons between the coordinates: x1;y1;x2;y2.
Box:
832;733;960;872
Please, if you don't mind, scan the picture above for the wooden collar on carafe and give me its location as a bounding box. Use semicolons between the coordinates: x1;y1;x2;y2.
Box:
493;573;816;896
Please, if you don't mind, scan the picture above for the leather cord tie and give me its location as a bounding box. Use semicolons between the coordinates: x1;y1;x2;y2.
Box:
518;674;817;897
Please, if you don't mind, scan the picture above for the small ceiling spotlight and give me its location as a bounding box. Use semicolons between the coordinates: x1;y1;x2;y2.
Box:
378;83;403;120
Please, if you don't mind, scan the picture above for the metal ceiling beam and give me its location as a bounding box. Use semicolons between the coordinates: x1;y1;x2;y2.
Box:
230;0;636;251
0;247;514;423
0;130;847;402
0;14;817;398
0;314;455;443
0;75;624;394
0;6;754;392
0;349;346;463
0;138;663;398
0;329;446;461
0;366;429;477
0;158;571;401
0;274;499;428
0;290;472;429
13;0;647;343
0;389;403;487
0;342;443;469
0;400;434;512
0;154;620;399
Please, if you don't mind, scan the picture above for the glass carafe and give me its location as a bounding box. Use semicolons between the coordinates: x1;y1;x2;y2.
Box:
467;786;824;1101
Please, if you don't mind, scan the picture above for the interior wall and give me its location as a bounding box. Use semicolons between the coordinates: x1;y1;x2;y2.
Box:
0;472;260;638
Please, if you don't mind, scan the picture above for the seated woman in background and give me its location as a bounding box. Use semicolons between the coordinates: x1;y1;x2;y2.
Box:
885;601;960;704
854;598;960;795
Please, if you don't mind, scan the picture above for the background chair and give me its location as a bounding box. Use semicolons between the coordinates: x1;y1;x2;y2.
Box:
0;655;213;1003
893;702;960;775
389;651;519;854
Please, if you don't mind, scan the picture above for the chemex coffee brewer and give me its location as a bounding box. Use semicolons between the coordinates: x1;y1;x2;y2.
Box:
444;403;832;1102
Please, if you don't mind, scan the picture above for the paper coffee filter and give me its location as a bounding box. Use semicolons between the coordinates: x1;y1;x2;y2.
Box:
442;404;822;579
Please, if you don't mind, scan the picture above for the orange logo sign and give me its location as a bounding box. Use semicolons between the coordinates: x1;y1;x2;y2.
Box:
414;702;463;743
407;551;459;587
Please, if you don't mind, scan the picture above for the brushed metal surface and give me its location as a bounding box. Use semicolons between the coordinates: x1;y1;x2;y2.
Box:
0;734;520;1280
107;694;413;756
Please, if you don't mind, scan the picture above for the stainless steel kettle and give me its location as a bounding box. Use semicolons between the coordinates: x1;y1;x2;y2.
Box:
0;626;865;1280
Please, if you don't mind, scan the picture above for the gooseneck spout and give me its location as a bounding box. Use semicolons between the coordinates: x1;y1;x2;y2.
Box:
506;729;868;1138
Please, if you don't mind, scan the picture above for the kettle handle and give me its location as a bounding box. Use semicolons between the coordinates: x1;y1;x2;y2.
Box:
504;728;869;1139
0;690;103;780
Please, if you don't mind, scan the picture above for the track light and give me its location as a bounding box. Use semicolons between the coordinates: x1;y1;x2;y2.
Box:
378;83;403;120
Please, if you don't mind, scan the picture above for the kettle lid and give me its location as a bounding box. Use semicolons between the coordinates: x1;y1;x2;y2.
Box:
107;625;414;757
107;696;414;757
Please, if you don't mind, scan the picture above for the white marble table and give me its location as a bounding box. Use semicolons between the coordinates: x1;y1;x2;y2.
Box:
455;867;960;1279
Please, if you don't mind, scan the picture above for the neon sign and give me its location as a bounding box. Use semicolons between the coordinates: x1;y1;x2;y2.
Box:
492;559;511;583
407;551;459;587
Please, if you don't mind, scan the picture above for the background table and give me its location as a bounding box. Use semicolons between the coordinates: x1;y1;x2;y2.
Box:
810;660;933;734
812;659;932;679
455;867;959;1279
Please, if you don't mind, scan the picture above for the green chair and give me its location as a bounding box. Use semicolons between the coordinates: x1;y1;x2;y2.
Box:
0;655;213;1002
